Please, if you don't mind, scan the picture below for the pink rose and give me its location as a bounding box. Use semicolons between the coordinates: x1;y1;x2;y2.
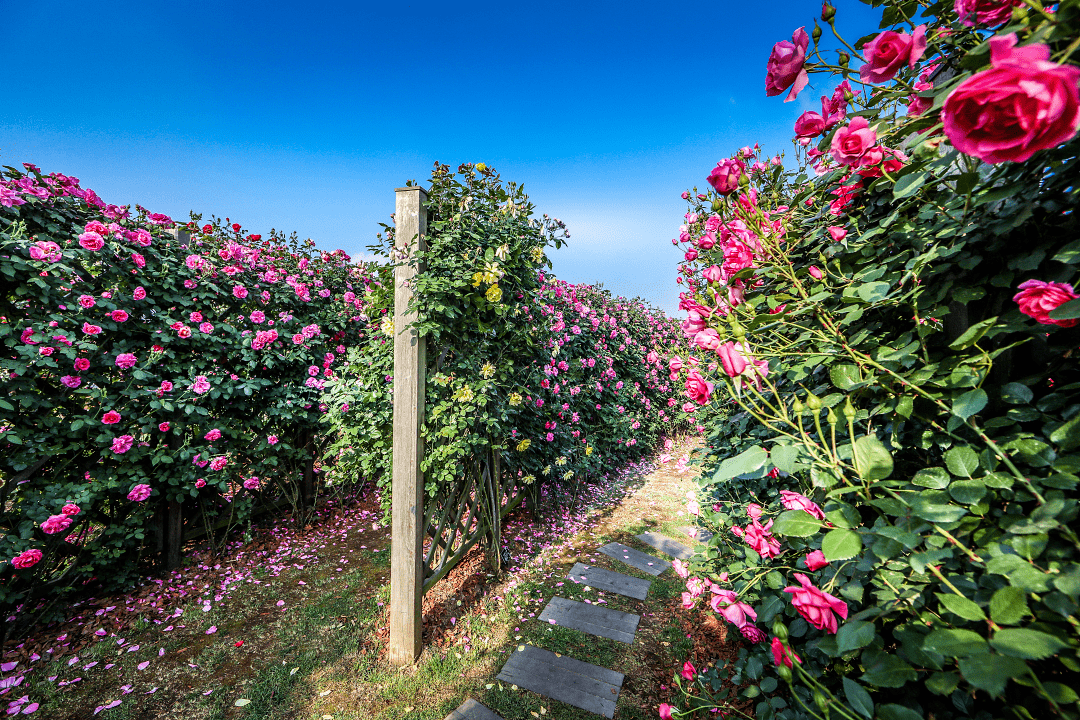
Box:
765;27;810;101
78;294;96;309
830;117;877;166
741;624;767;643
199;322;214;334
101;410;121;425
794;111;826;138
827;226;847;242
783;573;849;634
1013;279;1079;327
195;478;206;488
722;243;755;280
693;329;721;352
659;704;675;720
112;435;135;454
133;286;147;300
702;265;723;283
859;25;927;84
770;636;801;668
78;232;105;251
204;428;222;441
115;353;137;369
11;548;42;569
717;341;748;379
684;369;713;406
672;559;689;579
210;456;228;471
41;514;73;534
680;661;696;681
243;477;261;491
191;376;211;394
955;0;1020;27
780;490;826;520
805;550;830;571
943;35;1080;164
130;252;146;268
746;503;763;519
710;588;758;629
681;310;708;339
809;265;823;280
159;422;170;432
111;310;129;322
706;158;745;195
233;285;248;299
82;322;102;335
267;435;279;445
61;375;82;389
127;483;152;502
74;357;90;371
61;503;81;516
743;518;782;559
160;380;174;392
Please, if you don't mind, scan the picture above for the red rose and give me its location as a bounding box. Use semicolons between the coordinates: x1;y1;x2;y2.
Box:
1013;279;1079;327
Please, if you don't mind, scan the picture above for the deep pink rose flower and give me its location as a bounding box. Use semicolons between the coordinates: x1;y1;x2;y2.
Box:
210;456;228;471
743;518;782;559
746;503;763;519
707;158;745;195
233;285;248;299
783;572;849;634
82;322;102;335
127;483;152;502
115;353;137;369
205;428;222;441
160;380;174;392
77;294;96;309
741;624;767;643
1013;279;1079;327
702;265;723;283
111;310;129;323
101;410;121;425
770;636;802;667
195;478;206;488
267;435;279;445
805;550;830;571
955;0;1020;27
859;25;927;84
710;588;758;630
61;503;81;516
659;703;675;720
794;111;826;138
112;435;135;454
680;661;696;681
722;243;755;280
159;422;170;432
766;27;810;101
191;375;212;394
944;34;1080;164
717;341;748;379
809;265;824;280
243;477;261;491
827;226;847;242
11;548;42;569
780;490;826;520
61;375;82;389
684;369;714;406
133;286;147;300
78;232;104;251
41;514;73;535
681;310;708;339
830;117;877;166
131;252;146;268
74;357;90;371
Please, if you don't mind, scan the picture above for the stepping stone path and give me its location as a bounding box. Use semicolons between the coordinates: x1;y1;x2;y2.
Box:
597;541;667;576
443;698;503;720
538;596;641;644
635;531;692;560
448;530;693;718
678;525;714;542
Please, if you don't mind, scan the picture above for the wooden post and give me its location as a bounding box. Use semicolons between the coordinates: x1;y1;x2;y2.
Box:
163;429;184;570
302;433;315;506
389;186;428;665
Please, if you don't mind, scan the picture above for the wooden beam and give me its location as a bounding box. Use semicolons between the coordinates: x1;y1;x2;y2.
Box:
388;185;428;665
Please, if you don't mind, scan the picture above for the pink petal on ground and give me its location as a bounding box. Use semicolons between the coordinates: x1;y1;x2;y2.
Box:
205;626;217;635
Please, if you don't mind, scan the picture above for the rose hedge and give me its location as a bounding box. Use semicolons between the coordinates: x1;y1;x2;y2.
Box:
320;162;691;517
0;163;372;629
661;3;1080;720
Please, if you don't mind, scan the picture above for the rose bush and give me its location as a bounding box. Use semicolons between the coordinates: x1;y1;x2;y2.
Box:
662;2;1080;719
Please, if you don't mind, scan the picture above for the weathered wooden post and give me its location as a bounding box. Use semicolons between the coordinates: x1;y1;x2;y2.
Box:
389;186;428;665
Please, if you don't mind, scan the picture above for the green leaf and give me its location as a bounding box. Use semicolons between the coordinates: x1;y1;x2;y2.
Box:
990;628;1067;659
909;495;967;523
853;435;893;481
1043;682;1080;705
895;395;913;418
952;389;987;421
958;653;1028;697
1048;298;1080;321
948;317;997;350
836;620;875;654
989;586;1029;625
1053;239;1080;264
876;704;924;720
949;480;986;504
860;650;917;687
923;628;987;657
1000;382;1033;405
822;528;862;561
944;446;980;477
772;510;823;537
770;443;804;474
711;445;767;483
857;281;890;304
892;171;927;199
830;364;863;390
925;672;960;696
935;593;986;621
1050;413;1080;452
842;677;874;719
912;467;950;489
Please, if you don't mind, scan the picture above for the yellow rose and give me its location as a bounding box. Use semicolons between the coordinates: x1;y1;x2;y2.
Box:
380;316;395;336
481;362;496;378
508;392;523;406
516;439;531;452
485;285;503;303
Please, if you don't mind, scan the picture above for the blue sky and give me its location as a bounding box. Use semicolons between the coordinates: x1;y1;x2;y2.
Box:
1;1;881;315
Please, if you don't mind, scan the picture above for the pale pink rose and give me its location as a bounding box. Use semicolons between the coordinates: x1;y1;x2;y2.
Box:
943;34;1080;164
859;25;927;84
701;265;723;283
827;226;847;242
805;550;829;571
127;484;152;502
766;27;810;101
681;592;696;610
684;369;713;406
686;577;706;598
707;158;745;195
955;0;1020;27
693;329;721;352
783;572;849;634
41;514;73;535
780;490;826;520
717;342;748;379
112;435;135;454
771;636;801;667
746;503;763;519
830;117;877;166
794;111;826;138
11;548;42;569
672;559;689;579
1013;279;1079;327
681;311;708;339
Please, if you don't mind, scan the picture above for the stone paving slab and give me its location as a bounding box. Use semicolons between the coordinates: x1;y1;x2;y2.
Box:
444;698;503;720
496;644;623;718
598;541;667;576
678;526;714;542
635;531;692;560
538;595;640;644
566;562;650;601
